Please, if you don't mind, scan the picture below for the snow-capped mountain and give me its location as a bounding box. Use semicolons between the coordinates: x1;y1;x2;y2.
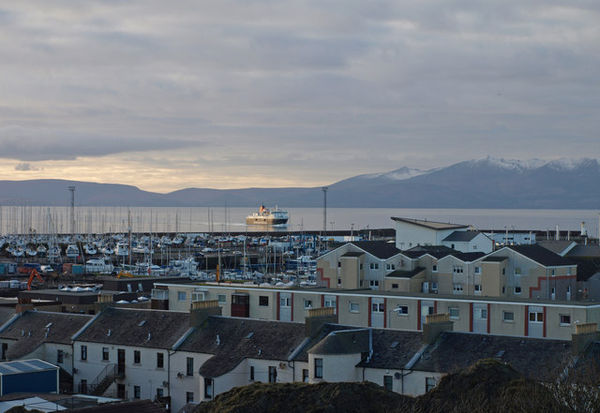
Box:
0;157;598;208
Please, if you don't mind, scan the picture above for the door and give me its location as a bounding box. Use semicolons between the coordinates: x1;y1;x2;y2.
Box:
528;306;544;338
324;295;337;314
420;301;434;328
279;292;292;322
118;349;126;377
472;303;488;333
371;298;385;328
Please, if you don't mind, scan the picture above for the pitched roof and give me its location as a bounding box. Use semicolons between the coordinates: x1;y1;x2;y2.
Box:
0;311;93;360
341;251;365;258
482;256;508;262
356;329;423;369
349;241;402;259
74;307;190;349
451;252;486;262
308;328;369;355
566;245;600;258
508;244;574;267
402;245;457;259
391;217;468;230
537;240;578;256
385;267;426;278
178;316;307;378
442;230;482;242
412;332;573;381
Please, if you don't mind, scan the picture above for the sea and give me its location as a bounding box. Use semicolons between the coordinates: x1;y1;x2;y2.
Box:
0;206;598;236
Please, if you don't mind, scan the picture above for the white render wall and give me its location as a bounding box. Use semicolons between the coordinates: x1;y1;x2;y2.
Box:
169;351;213;412
441;233;493;254
395;221;460;250
73;342;169;401
362;368;443;396
308;353;362;383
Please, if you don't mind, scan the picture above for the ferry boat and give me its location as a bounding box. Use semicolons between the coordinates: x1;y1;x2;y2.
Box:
246;205;289;226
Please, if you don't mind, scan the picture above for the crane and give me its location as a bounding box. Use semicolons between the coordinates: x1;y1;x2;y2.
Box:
27;269;44;290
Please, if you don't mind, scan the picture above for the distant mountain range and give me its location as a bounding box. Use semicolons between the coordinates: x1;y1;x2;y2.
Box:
1;157;599;208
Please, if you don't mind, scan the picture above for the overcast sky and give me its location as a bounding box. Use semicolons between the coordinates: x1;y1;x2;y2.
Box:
1;1;599;192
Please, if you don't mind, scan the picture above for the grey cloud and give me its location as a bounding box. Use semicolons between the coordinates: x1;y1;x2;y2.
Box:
0;126;197;161
14;163;41;171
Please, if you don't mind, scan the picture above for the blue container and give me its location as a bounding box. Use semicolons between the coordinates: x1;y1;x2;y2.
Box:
0;359;58;396
0;264;5;275
72;264;84;275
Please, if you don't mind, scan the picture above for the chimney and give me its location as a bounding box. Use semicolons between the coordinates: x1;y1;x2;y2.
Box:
190;300;222;328
305;307;337;337
571;322;599;355
423;313;453;344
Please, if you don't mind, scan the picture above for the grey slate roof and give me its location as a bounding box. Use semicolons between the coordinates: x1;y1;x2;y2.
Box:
508;244;575;267
386;267;425;278
341;251;365;257
537;240;577;256
0;311;93;360
451;252;486;262
309;328;369;355
391;217;468;230
178;316;307;378
482;256;508;262
442;230;481;242
403;245;457;259
350;241;402;259
357;329;423;369
567;245;600;258
412;332;573;381
75;307;190;349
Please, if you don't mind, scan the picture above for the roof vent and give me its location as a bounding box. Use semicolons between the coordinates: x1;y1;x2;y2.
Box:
45;323;53;329
245;332;254;339
138;320;147;327
495;350;505;359
107;329;112;337
390;341;399;349
257;349;262;356
216;334;221;346
147;333;152;342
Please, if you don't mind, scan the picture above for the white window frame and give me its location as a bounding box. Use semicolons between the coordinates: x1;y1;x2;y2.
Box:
502;311;514;322
349;302;360;313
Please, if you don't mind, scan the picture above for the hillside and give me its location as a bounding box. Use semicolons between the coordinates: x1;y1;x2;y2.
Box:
193;360;565;413
1;157;599;208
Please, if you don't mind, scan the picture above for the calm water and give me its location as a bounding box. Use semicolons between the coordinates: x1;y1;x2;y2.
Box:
0;206;598;236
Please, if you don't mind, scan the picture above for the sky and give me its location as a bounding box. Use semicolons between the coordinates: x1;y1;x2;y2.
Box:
0;1;599;192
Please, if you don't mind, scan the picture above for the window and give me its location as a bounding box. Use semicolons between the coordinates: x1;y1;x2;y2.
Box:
432;265;438;272
134;385;141;399
396;305;409;315
370;263;374;269
426;377;436;392
324;297;336;308
360;264;363;270
259;296;269;306
81;345;87;361
250;366;255;381
392;283;399;289
1;343;7;361
304;299;313;309
349;302;360;313
337;278;342;285
157;352;164;369
134;350;141;364
449;307;459;319
187;391;194;403
503;311;514;322
268;366;277;383
177;291;187;301
514;286;522;294
102;347;109;361
431;282;438;292
453;266;464;274
502;268;506;275
529;311;544;323
156;388;164;399
186;357;194;376
560;314;571;326
338;261;341;268
481;309;488;319
217;294;226;304
475;267;481;274
551;269;555;276
280;296;291;307
474;284;482;294
204;378;213;399
453;284;464;294
314;358;323;378
57;349;64;364
514;267;521;275
375;263;379;269
372;302;384;313
383;375;393;391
